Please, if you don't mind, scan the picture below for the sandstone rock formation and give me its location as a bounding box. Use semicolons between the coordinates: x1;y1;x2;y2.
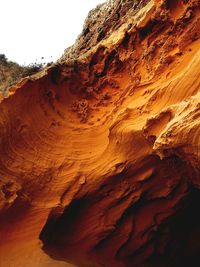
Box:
0;0;200;266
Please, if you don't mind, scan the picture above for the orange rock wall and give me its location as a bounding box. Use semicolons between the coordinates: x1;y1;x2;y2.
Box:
0;0;200;266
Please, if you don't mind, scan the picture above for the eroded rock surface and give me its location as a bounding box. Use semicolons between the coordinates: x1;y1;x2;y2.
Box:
0;0;200;266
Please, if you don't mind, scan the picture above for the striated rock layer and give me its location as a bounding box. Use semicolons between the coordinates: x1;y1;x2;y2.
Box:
0;0;200;266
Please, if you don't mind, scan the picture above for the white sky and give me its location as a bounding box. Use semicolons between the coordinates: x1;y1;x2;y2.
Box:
0;0;105;65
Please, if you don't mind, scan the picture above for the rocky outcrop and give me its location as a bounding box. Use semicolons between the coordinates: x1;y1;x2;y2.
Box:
0;0;200;266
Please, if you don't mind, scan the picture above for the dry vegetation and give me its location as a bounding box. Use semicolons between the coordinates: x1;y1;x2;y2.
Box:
0;54;44;97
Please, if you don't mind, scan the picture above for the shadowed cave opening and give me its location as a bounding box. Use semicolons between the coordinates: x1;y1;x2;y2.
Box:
40;187;200;267
146;188;200;267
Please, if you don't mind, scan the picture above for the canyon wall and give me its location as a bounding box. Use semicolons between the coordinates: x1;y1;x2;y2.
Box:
0;0;200;266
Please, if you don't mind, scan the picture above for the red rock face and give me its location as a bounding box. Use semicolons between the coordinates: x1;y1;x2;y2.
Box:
0;0;200;266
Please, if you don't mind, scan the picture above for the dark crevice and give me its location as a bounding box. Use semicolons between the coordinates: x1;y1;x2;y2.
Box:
121;32;131;50
139;20;158;41
146;188;200;267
